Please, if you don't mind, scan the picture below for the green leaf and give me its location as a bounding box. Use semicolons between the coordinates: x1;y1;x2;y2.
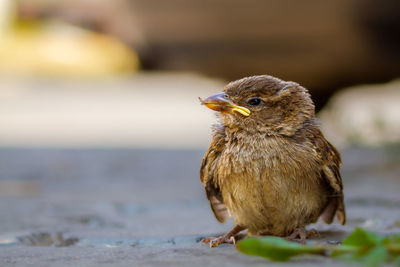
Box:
236;236;324;262
393;255;400;266
342;228;384;247
333;229;389;267
360;245;388;267
334;245;387;267
386;234;400;245
237;229;400;265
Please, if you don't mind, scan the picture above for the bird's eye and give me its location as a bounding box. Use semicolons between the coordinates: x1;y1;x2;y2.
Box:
247;97;262;106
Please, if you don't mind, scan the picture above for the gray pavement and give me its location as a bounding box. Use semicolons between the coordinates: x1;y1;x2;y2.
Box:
0;146;400;266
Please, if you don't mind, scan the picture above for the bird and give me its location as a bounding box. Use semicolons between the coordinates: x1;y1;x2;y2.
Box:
199;75;345;247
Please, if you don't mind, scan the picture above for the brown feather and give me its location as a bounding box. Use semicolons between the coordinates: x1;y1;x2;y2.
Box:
311;130;346;225
200;75;346;238
200;126;229;223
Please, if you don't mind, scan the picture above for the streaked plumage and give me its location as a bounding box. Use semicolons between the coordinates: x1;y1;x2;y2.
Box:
199;75;345;246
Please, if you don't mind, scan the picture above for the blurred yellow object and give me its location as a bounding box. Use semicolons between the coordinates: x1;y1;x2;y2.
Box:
0;21;139;76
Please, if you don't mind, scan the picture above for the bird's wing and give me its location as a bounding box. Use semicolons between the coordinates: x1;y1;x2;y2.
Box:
200;126;229;223
312;129;346;225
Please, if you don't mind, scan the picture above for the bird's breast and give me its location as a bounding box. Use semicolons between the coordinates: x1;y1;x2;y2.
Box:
216;135;327;234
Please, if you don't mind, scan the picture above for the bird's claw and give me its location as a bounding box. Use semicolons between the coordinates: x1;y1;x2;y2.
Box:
285;227;307;245
201;235;236;247
285;228;321;245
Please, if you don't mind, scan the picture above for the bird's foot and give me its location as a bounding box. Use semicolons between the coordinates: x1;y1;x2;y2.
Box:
201;235;236;248
285;227;307;245
285;227;321;244
201;225;245;248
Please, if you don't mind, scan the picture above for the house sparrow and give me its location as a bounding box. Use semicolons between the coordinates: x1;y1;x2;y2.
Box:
199;75;345;247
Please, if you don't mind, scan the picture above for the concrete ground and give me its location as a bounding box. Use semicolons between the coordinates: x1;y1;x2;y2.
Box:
0;147;400;266
0;73;399;266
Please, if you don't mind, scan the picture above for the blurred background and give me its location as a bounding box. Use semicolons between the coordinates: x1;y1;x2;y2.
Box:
0;0;400;265
0;0;399;148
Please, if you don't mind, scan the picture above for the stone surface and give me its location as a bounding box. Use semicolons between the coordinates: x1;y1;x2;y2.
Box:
0;146;399;266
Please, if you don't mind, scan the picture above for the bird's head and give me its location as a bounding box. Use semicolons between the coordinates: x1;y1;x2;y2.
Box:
200;75;315;136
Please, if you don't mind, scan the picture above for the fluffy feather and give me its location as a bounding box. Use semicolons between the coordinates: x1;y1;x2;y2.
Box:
200;75;346;238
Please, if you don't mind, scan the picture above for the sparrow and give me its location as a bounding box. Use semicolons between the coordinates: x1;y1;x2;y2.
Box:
199;75;345;247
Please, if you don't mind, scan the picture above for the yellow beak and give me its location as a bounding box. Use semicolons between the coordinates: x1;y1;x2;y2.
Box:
199;92;250;116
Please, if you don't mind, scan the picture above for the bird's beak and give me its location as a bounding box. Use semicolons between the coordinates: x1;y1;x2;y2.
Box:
199;92;250;116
